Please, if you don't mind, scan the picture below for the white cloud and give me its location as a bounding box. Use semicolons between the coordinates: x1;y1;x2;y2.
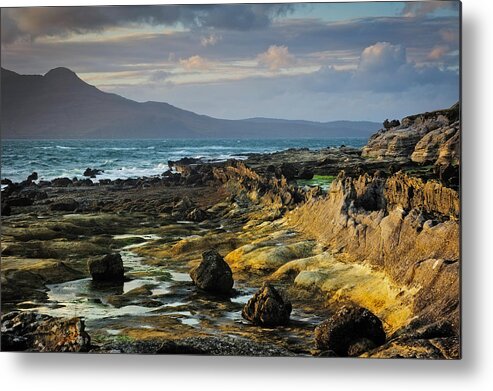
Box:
179;55;209;71
257;45;295;71
358;42;406;72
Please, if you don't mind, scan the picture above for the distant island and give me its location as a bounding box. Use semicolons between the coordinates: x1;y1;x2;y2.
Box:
0;67;380;140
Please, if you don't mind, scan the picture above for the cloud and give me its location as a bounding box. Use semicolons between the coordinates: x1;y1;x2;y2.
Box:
427;45;449;60
401;1;459;18
257;45;295;71
148;70;171;82
1;4;294;44
301;42;458;94
358;42;406;72
200;33;221;47
179;55;209;70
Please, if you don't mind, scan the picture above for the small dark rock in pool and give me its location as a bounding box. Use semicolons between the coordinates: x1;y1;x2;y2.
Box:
242;282;292;327
190;249;234;294
314;305;386;356
88;253;125;282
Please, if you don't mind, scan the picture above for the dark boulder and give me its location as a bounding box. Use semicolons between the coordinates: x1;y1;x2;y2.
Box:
314;305;386;356
1;311;91;352
50;198;79;212
190;250;234;294
383;119;400;129
88;253;124;282
83;168;104;178
51;177;73;187
6;197;34;207
27;172;38;182
297;167;314;180
1;202;11;216
241;282;292;327
279;162;298;180
186;208;209;222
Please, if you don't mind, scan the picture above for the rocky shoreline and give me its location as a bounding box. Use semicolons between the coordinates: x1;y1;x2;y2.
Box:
1;103;460;358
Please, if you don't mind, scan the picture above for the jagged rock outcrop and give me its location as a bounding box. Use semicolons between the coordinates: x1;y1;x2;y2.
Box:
362;102;460;167
242;283;292;327
1;311;91;352
286;171;460;356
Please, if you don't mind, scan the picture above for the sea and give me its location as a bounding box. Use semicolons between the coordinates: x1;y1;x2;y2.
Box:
1;138;367;184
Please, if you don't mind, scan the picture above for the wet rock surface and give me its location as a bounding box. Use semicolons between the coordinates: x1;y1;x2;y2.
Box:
190;250;234;294
242;283;292;327
1;311;91;352
88;254;125;282
314;305;386;356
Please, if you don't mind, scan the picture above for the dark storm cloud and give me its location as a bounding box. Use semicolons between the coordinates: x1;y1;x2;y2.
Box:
1;4;294;43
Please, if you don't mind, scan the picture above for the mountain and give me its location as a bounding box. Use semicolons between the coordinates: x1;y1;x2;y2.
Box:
1;67;380;139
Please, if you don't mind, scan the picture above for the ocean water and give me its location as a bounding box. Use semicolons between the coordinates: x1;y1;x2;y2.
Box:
1;138;367;184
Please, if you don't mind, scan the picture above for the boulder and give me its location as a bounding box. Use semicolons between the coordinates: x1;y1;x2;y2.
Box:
186;208;209;222
6;197;34;207
297;167;314;180
88;253;124;282
83;167;104;178
1;311;91;352
190;250;234;294
27;172;38;181
51;177;73;187
241;282;292;327
314;305;386;356
50;198;79;212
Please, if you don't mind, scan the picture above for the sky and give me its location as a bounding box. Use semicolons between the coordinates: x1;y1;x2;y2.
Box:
0;1;461;122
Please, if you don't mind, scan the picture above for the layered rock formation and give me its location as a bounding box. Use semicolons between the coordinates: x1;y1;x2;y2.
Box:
286;171;460;357
362;102;460;167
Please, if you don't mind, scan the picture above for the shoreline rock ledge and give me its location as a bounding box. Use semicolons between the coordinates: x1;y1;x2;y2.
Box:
190;250;234;294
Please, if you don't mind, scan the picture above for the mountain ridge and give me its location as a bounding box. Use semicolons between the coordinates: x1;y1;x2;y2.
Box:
1;67;380;139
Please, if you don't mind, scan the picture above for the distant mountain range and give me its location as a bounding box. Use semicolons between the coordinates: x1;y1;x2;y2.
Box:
1;67;380;139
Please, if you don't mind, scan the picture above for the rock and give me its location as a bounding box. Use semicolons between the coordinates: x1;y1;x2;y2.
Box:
1;202;11;216
297;167;314;180
314;305;386;356
50;197;79;212
279;162;298;180
241;282;292;327
27;172;38;181
190;249;234;293
1;311;91;352
347;338;377;357
363;102;459;161
186;207;209;222
51;177;73;187
383;119;400;129
6;197;34;207
83;167;104;178
88;253;125;282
